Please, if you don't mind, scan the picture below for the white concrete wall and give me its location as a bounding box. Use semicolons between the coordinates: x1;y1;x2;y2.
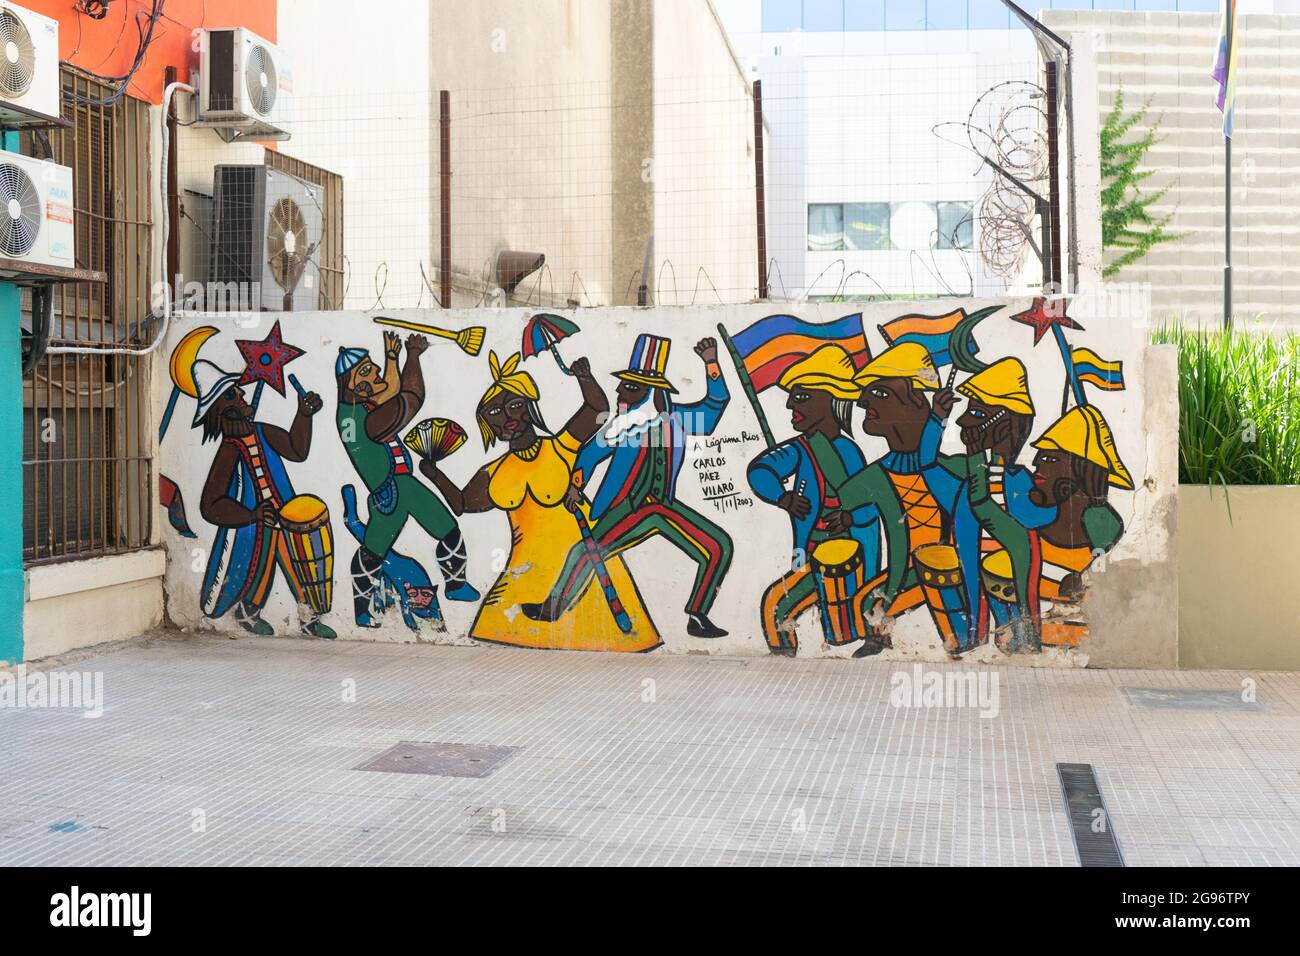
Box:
653;0;759;304
1043;9;1300;329
155;296;1174;666
722;22;1042;300
23;551;165;660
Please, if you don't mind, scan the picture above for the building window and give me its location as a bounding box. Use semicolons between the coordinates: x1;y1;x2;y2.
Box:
809;201;974;252
925;0;969;30
761;0;802;32
808;203;846;251
844;202;892;250
844;0;886;30
21;69;153;564
803;0;845;31
937;201;974;250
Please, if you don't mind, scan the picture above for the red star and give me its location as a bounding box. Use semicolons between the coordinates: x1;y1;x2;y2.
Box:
236;320;304;395
1009;296;1084;345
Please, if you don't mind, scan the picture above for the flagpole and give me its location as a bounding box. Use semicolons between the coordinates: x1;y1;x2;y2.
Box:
716;323;776;450
1223;3;1233;332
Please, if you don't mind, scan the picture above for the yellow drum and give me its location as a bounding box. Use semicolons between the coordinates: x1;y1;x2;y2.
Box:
912;543;972;654
279;494;334;614
811;538;865;646
980;549;1038;650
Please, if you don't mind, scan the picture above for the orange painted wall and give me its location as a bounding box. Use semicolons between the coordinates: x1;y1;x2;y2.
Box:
20;0;275;104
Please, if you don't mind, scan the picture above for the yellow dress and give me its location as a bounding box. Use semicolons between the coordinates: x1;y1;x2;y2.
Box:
469;429;661;652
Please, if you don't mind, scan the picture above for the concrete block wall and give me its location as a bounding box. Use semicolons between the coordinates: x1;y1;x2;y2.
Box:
1043;10;1300;329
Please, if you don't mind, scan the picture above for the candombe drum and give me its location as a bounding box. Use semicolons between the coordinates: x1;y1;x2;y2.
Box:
912;542;972;655
979;549;1035;652
811;538;866;646
279;494;334;614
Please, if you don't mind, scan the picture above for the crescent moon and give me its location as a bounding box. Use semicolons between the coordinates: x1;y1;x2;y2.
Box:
950;305;1003;374
169;326;220;398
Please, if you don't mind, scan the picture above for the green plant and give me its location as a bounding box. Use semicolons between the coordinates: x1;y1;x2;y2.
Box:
1101;90;1179;278
1152;324;1300;486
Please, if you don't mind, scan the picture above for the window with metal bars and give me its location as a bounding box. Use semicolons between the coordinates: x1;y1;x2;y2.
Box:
20;69;153;565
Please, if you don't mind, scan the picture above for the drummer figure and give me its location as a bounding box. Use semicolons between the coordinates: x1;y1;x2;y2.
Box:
746;345;879;655
822;343;956;657
193;358;336;638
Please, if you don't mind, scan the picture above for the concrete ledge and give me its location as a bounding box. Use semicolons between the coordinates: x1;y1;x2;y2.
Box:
25;548;165;602
1178;485;1300;671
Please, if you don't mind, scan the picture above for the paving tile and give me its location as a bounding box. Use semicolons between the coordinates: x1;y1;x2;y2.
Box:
1;634;1298;866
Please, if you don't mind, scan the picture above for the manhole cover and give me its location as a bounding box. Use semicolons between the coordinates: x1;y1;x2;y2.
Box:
1122;687;1263;712
355;741;520;778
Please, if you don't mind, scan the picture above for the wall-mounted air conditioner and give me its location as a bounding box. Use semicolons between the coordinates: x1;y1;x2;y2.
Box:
196;27;292;142
210;165;321;311
0;149;73;266
0;1;62;128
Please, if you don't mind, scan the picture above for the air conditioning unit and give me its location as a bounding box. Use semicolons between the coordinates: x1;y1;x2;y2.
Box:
210;165;321;311
196;27;292;141
0;2;61;128
0;150;73;266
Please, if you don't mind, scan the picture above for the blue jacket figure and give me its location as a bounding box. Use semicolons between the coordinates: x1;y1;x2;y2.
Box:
745;344;881;655
521;334;734;639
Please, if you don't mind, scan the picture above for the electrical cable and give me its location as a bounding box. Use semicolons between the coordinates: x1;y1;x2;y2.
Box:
46;80;192;357
65;0;166;107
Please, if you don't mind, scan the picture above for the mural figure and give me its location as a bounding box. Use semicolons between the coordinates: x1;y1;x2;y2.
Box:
423;351;661;651
190;355;336;638
935;357;1056;654
160;475;196;538
336;331;480;629
340;484;444;632
821;343;955;656
1026;405;1132;646
746;345;880;655
519;335;733;638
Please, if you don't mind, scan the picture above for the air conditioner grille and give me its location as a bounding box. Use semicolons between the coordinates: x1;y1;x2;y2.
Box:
245;44;277;116
267;197;307;291
0;9;36;99
0;161;41;257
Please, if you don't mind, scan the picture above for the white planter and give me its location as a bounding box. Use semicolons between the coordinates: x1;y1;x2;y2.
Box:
1179;485;1300;671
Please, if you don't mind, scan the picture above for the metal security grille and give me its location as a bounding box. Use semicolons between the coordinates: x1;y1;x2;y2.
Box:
264;149;344;310
21;69;153;565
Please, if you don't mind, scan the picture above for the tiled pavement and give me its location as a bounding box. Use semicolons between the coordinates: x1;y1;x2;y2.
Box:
2;633;1298;866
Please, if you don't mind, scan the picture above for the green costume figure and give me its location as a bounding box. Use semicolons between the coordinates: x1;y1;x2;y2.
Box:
336;331;479;628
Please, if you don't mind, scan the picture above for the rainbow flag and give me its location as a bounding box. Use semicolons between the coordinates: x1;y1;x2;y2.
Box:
1211;0;1238;138
728;313;869;393
1071;347;1125;391
878;309;976;368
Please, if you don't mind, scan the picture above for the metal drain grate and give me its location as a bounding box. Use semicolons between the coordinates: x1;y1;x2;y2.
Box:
1057;763;1125;867
355;742;520;778
1123;687;1263;711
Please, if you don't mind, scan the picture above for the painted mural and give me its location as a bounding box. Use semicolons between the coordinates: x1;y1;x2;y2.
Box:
159;300;1137;662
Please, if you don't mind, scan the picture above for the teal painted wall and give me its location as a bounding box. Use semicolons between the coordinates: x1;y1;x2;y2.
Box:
1;129;25;662
0;281;23;664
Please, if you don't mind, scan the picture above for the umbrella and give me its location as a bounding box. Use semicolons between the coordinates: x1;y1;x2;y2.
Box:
521;313;580;375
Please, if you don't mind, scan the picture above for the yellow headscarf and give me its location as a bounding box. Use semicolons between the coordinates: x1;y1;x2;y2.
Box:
477;351;541;449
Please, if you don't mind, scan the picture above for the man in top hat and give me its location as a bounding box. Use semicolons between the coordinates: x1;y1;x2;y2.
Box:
746;344;881;655
935;357;1057;653
336;330;479;629
1026;405;1131;644
193;356;335;638
821;342;956;657
522;334;733;638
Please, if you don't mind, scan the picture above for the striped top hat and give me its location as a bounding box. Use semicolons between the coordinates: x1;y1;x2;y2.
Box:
614;334;677;393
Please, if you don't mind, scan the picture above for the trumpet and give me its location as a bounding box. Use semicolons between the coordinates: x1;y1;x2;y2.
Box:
373;316;485;357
